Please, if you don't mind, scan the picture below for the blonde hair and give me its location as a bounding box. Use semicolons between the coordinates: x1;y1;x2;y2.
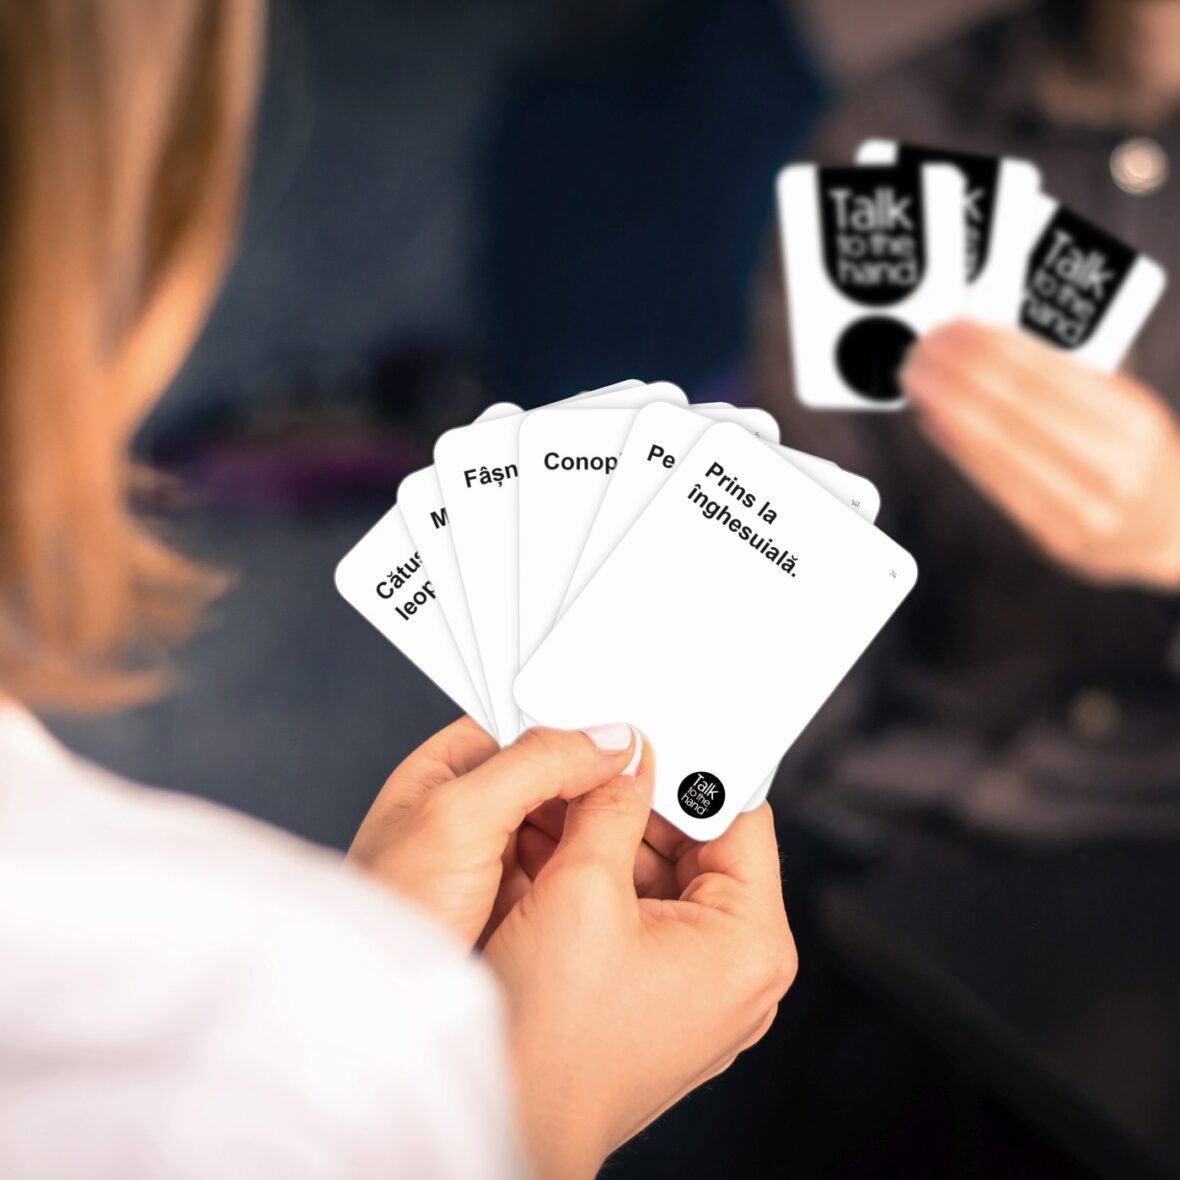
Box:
0;0;264;708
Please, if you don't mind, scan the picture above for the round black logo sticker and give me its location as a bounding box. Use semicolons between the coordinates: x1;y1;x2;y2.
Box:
678;772;725;819
834;316;915;402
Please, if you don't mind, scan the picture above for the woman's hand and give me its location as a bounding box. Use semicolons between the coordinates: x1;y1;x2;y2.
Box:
482;739;796;1179
348;718;641;947
901;320;1180;590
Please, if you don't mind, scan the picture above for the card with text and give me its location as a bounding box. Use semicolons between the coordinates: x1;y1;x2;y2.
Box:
515;422;916;839
336;402;530;734
335;504;493;734
518;406;641;667
345;388;651;741
561;401;880;615
557;408;882;813
521;402;781;665
397;402;522;734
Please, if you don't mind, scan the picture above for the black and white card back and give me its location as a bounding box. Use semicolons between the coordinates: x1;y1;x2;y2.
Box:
777;161;967;409
972;193;1167;371
856;140;1041;319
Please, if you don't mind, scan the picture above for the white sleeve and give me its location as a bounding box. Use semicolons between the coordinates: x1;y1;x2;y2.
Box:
0;727;527;1180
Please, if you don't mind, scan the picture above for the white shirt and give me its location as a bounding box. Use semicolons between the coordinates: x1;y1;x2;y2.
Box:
0;706;525;1179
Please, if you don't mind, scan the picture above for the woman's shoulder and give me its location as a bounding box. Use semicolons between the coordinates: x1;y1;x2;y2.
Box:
0;704;478;989
0;707;520;1177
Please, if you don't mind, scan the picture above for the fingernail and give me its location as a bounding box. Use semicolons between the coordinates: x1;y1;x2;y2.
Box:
581;722;633;753
620;728;643;778
580;723;644;777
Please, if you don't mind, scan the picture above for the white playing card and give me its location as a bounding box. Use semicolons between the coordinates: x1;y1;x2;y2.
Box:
855;140;1042;319
738;441;880;816
777;161;967;410
704;410;869;815
517;407;638;668
514;421;917;840
552;400;879;816
970;192;1166;372
334;503;493;733
398;404;522;734
395;385;652;740
559;401;880;618
341;390;642;742
563;379;645;400
336;403;526;735
436;381;688;743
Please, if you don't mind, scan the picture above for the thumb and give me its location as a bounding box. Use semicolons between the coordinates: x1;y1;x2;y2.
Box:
552;730;654;882
437;723;642;840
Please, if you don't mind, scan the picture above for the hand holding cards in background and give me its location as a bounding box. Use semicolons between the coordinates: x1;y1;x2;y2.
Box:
903;320;1180;590
778;140;1166;411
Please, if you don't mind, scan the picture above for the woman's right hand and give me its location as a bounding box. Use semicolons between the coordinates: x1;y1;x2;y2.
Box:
482;735;796;1179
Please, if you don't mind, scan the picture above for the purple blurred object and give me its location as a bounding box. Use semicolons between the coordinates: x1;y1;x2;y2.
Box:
165;425;426;512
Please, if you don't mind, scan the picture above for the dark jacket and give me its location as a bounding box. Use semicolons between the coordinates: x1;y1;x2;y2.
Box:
754;6;1180;841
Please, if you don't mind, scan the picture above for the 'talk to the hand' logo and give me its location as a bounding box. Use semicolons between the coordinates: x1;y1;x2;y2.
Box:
677;771;726;819
819;166;927;307
1022;208;1135;349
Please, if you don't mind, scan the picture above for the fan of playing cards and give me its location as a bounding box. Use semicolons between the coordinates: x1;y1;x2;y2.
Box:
336;380;916;841
337;138;1163;840
778;139;1167;409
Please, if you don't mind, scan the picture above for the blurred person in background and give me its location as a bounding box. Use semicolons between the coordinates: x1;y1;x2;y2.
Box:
481;0;1016;409
0;3;797;1177
755;0;1180;844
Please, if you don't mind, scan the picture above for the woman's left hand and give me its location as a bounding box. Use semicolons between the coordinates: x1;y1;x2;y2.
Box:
901;320;1180;591
349;719;669;948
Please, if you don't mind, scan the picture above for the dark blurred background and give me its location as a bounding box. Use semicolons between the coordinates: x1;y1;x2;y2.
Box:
45;1;1179;1177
